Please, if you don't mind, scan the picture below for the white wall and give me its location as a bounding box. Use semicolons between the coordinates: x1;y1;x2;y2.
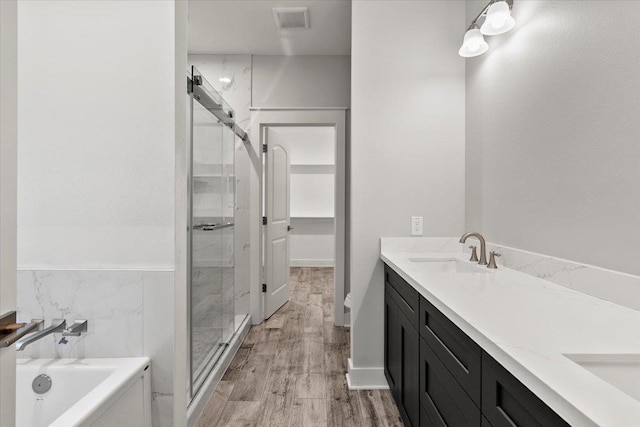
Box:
17;2;183;426
290;219;335;267
268;126;336;266
0;1;18;426
465;0;640;276
17;1;176;270
350;0;466;384
252;55;351;108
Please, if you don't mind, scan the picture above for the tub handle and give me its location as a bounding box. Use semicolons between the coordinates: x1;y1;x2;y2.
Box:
0;311;41;348
63;320;88;337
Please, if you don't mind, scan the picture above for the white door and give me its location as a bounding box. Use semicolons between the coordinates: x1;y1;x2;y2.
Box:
264;128;291;319
0;1;18;425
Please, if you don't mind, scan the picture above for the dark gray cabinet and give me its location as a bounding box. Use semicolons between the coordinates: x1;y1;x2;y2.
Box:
419;295;481;406
482;352;570;427
383;264;570;427
420;336;480;426
386;267;420;327
385;270;420;427
385;289;401;394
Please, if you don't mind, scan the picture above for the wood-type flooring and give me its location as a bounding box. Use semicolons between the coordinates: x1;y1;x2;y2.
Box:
194;267;403;427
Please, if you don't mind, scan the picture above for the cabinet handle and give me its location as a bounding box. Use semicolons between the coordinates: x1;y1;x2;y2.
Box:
423;318;470;374
494;382;519;426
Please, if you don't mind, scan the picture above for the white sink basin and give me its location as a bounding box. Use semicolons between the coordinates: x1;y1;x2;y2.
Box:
407;257;489;274
564;354;640;403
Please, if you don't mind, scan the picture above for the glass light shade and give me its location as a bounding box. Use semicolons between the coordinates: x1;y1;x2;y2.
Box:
480;1;515;35
458;28;489;58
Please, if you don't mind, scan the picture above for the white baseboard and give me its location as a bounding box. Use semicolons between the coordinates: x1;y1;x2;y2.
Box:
345;358;389;390
290;259;334;267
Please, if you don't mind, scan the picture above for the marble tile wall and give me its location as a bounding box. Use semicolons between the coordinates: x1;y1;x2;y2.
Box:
17;269;174;427
465;241;640;312
191;266;235;374
381;237;640;311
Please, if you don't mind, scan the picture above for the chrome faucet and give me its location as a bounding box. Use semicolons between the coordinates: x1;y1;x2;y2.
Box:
15;319;66;351
459;232;488;265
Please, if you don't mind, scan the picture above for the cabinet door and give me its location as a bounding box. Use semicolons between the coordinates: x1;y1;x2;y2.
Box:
398;303;420;427
385;287;420;427
385;289;401;398
419;338;480;427
419;296;481;406
482;352;570;427
385;266;419;328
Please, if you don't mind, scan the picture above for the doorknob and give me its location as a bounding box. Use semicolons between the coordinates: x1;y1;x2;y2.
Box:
287;225;294;231
0;311;40;348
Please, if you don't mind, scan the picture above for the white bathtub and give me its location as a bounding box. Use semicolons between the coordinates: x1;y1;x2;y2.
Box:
16;358;151;427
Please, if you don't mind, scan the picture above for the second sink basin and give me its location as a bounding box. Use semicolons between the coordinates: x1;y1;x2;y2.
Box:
407;257;489;274
564;353;640;403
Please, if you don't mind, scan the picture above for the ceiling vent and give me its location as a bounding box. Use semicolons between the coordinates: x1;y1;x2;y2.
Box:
272;7;310;30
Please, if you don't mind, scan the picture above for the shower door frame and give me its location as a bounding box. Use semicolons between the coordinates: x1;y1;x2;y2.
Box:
186;69;246;403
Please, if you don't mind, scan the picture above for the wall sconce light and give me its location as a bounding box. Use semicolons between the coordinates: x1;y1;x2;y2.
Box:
459;25;489;58
459;0;515;58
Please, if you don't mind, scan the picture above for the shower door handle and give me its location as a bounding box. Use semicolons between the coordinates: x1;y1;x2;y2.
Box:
193;222;235;231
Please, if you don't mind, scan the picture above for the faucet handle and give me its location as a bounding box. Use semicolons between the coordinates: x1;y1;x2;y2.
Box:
63;320;87;337
488;251;501;269
468;246;479;262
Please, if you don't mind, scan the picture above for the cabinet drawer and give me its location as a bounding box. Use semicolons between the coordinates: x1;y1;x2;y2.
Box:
385;266;419;328
420;337;481;427
419;296;481;406
482;352;570;427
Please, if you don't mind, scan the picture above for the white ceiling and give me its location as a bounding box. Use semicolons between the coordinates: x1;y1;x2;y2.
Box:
188;1;352;55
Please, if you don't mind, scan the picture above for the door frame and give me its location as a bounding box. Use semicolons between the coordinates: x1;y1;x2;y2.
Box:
250;109;347;326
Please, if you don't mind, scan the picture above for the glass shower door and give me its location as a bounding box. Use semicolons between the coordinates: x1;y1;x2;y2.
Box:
220;122;235;344
189;67;235;397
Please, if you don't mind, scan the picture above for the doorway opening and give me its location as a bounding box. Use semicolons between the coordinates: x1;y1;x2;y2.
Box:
252;109;347;327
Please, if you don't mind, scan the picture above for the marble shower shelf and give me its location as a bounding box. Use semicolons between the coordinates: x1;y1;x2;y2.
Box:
193;174;235;179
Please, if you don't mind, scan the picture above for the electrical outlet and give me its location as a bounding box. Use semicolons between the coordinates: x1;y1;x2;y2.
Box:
411;216;423;236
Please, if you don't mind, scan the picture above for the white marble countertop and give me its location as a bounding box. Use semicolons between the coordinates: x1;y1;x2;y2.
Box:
380;238;640;427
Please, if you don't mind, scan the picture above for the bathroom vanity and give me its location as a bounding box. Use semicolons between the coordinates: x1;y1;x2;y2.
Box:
381;238;640;427
385;265;567;426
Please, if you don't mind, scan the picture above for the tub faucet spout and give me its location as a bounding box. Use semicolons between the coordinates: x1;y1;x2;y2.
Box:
15;319;66;351
459;232;488;265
